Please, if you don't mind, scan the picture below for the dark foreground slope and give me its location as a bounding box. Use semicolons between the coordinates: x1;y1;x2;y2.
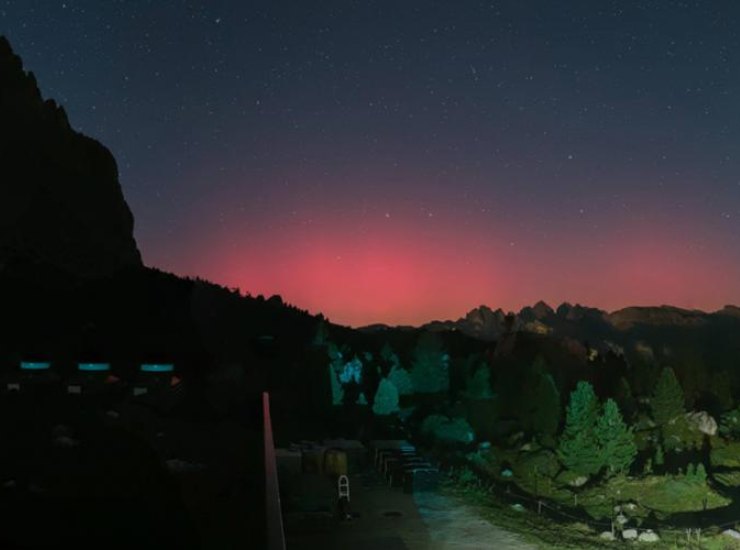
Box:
0;36;328;550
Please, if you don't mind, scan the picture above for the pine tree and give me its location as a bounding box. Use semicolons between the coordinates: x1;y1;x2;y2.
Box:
313;320;329;347
558;381;602;476
532;372;561;445
595;398;637;477
651;367;685;426
615;376;636;420
410;332;449;394
710;371;734;412
339;356;363;384
465;365;494;399
388;364;414;396
695;463;707;483
329;363;344;406
372;378;400;415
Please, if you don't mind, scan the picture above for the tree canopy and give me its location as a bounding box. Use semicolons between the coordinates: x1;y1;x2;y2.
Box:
595;398;637;476
558;381;601;476
410;332;449;394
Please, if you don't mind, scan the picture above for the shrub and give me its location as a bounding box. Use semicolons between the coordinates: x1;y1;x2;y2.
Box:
421;414;475;446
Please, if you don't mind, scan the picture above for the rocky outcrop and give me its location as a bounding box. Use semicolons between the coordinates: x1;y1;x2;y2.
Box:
519;300;554;322
607;306;707;330
462;305;508;340
637;530;660;543
556;302;607;323
424;305;508;341
686;411;718;436
423;300;740;350
0;36;142;278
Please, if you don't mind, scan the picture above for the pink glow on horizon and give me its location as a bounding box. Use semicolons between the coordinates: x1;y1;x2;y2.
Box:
157;209;740;327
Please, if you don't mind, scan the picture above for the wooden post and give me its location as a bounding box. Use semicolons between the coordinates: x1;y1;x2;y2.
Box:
537;500;542;515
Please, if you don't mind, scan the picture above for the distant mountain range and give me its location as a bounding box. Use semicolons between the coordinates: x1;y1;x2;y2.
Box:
360;302;740;342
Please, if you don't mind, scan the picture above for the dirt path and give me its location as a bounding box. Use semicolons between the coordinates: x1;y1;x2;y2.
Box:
286;472;541;549
410;491;540;549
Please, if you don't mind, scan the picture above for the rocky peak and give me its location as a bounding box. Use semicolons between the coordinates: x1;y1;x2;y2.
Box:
465;305;505;324
520;300;554;322
0;36;142;278
532;300;554;318
556;302;607;322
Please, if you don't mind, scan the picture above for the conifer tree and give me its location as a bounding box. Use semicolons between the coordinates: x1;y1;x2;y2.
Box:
695;463;707;483
465;365;494;399
388;364;414;396
313;320;329;347
410;332;450;394
651;367;685;426
615;376;636;420
558;381;601;476
329;362;344;406
595;398;637;477
372;378;400;415
532;372;561;445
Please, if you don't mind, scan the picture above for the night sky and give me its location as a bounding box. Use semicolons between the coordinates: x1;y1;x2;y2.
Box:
3;1;740;326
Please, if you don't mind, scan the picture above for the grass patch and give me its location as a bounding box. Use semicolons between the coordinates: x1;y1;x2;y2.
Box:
441;478;620;549
443;475;738;549
715;470;740;488
576;475;730;520
712;441;740;468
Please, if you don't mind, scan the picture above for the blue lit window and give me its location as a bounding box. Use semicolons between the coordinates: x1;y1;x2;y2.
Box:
140;363;174;373
78;363;111;372
20;362;51;370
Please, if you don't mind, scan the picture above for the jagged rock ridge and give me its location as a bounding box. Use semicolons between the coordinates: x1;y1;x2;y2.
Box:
421;302;739;343
0;36;142;277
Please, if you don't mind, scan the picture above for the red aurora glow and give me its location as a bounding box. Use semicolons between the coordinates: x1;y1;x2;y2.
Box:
154;206;740;327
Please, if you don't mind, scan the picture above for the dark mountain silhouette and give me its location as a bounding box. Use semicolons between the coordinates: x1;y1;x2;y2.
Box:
519;300;555;322
0;37;328;549
606;305;708;329
0;36;325;412
416;302;740;362
718;305;740;318
0;36;141;278
421;305;508;341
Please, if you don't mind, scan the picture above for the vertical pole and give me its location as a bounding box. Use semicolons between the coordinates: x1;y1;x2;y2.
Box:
263;392;287;550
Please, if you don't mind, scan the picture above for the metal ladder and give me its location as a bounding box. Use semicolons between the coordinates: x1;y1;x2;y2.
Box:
338;474;350;502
